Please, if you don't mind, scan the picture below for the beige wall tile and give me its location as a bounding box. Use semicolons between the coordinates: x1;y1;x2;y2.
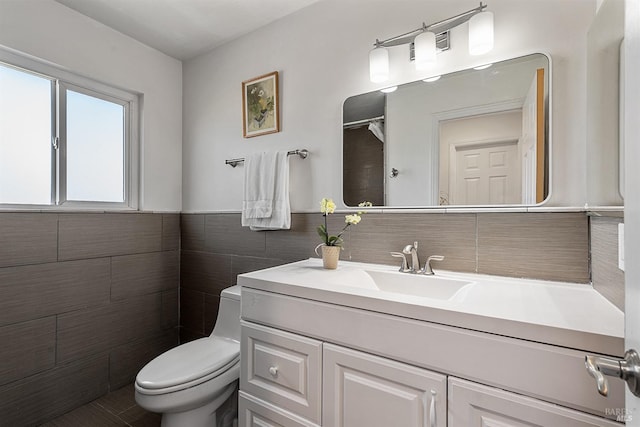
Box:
0;213;58;267
0;259;110;327
0;317;56;386
162;213;180;251
181;214;206;251
347;213;477;273
591;217;624;310
205;213;266;257
56;294;163;363
0;355;109;426
109;331;178;390
58;213;162;260
180;250;232;294
478;213;589;282
111;251;179;300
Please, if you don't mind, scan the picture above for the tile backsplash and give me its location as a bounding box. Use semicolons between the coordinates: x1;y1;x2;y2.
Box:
180;211;593;341
0;212;179;426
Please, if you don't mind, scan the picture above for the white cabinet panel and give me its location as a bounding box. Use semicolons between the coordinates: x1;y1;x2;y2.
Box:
241;321;322;424
323;343;446;427
239;391;319;427
448;378;620;427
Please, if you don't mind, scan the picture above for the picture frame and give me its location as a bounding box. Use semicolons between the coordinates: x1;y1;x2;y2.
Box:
242;71;280;138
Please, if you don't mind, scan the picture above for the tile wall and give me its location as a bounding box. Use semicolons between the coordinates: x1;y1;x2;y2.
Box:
591;215;625;311
180;211;592;341
0;212;180;426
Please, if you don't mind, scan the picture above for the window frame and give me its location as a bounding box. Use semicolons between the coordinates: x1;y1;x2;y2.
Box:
0;46;139;211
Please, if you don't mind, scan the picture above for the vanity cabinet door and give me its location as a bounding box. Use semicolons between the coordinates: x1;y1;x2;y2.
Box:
239;391;320;427
323;343;446;427
448;378;620;426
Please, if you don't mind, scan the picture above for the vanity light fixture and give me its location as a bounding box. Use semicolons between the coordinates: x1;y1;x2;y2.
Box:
380;86;398;93
369;2;493;83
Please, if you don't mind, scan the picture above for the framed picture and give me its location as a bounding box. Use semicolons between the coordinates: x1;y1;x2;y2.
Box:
242;71;280;138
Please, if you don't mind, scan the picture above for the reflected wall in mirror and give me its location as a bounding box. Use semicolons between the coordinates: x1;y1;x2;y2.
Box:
343;53;550;207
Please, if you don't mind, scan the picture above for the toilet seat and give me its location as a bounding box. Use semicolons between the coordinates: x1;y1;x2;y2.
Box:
136;336;240;395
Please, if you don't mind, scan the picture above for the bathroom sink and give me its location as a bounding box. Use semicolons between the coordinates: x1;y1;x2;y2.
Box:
365;270;473;300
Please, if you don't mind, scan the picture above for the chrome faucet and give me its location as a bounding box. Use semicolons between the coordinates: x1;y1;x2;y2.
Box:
421;255;444;275
402;241;420;273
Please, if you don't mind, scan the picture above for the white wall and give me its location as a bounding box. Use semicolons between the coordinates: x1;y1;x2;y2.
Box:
0;0;183;212
183;0;595;212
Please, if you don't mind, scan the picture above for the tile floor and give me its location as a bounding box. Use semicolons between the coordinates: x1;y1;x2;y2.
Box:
39;384;161;427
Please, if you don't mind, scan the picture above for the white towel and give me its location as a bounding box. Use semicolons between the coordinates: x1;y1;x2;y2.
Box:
241;150;291;230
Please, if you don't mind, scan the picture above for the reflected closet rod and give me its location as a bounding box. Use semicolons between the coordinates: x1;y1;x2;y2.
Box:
225;149;309;167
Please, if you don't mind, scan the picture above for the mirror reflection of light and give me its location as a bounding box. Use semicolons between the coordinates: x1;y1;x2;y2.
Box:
380;86;398;93
473;63;493;70
423;75;442;82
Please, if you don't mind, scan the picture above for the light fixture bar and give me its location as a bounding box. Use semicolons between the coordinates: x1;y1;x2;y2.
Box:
373;2;487;49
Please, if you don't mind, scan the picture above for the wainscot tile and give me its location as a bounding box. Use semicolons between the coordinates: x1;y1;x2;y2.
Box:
57;294;163;363
205;213;266;257
231;256;289;283
181;214;205;251
181;250;232;294
477;212;589;282
0;317;55;386
347;213;477;273
109;331;178;390
265;213;322;261
591;217;624;310
58;213;162;261
0;258;110;327
180;288;205;335
0;213;57;267
162;214;181;251
111;251;179;300
0;355;109;426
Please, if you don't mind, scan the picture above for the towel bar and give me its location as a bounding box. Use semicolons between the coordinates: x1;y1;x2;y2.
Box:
225;149;309;167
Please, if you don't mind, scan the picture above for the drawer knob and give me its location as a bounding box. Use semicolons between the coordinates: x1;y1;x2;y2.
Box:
269;366;278;376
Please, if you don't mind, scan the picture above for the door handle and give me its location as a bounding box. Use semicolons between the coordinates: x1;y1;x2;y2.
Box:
585;349;640;397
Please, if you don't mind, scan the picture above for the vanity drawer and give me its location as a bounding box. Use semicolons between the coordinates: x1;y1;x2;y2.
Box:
448;378;620;427
239;391;320;427
241;320;322;424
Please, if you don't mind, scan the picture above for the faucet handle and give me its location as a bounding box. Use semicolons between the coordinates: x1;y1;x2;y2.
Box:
390;252;411;272
421;255;444;275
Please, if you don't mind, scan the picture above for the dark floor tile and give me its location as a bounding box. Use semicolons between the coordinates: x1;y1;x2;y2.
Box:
120;405;162;427
93;384;136;416
39;401;125;427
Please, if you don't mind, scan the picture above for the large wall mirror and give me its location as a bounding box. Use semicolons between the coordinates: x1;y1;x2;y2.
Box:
343;53;550;207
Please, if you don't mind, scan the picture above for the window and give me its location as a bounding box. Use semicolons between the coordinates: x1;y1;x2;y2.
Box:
0;49;138;209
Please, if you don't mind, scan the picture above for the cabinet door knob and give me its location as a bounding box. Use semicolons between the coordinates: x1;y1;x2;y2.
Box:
269;366;278;376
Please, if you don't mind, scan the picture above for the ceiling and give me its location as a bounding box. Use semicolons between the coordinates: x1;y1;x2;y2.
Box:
53;0;321;61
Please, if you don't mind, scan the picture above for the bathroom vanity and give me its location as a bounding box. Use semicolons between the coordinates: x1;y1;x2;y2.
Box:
237;259;623;426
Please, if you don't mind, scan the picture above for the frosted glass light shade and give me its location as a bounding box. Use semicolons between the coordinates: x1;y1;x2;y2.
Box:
414;31;436;70
369;46;389;83
469;11;494;55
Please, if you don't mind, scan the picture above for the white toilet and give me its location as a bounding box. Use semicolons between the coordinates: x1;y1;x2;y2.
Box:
135;285;241;427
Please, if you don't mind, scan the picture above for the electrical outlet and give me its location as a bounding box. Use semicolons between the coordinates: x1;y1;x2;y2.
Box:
619;223;625;271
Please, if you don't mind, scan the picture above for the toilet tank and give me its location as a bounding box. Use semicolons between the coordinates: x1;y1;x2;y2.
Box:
210;285;241;341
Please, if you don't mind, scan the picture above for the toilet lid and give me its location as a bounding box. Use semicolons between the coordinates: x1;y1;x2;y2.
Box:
136;337;239;390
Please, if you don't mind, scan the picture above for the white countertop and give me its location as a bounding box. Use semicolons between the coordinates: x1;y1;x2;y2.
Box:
238;258;624;356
